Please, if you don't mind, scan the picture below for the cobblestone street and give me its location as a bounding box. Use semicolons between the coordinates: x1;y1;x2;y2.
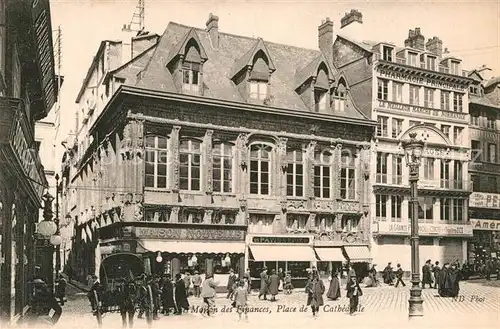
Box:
11;279;499;329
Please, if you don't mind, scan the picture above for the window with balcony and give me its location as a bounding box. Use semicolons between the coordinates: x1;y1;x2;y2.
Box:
182;62;200;93
249;80;268;101
179;140;201;191
423;158;434;180
453;199;464;221
340;150;355;200
375;194;388;220
453;127;463;144
424;88;434;108
213;143;233;193
392;82;403;103
440;160;450;188
470;112;480;126
382;46;393;61
409;85;420;105
250;143;271;195
453;93;463;112
377;116;388;137
391;195;402;222
471;140;482;163
314;151;332;199
408;52;418;67
417;197;434;222
332;87;346;112
377;79;388;100
440;198;451;221
376;152;388;183
392;118;403;138
145;135;168;188
450;61;459;75
392;155;402;185
426;56;436;70
488;143;497;163
441;91;450;111
287;149;304;197
487;115;496;130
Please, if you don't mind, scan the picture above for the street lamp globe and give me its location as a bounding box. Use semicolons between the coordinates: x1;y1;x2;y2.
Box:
38;220;57;237
50;234;62;246
403;132;425;164
155;251;163;263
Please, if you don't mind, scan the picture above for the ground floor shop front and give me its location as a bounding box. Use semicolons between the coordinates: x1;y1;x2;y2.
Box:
469;219;500;265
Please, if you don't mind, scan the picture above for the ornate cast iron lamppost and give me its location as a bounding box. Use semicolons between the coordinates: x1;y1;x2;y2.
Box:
402;132;425;319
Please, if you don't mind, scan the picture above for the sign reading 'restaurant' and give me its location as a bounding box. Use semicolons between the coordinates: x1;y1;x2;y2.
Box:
377;69;467;91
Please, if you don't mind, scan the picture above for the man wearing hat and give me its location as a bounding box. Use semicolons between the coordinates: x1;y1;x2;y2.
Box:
258;267;269;300
192;271;202;297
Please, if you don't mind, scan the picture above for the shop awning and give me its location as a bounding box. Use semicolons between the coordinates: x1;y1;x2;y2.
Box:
250;245;316;261
138;240;245;254
343;246;372;262
315;247;345;261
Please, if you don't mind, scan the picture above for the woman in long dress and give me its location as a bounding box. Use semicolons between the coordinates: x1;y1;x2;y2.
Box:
326;271;341;300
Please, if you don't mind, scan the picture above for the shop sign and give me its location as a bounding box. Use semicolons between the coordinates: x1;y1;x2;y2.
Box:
376;69;467;91
470;129;500;143
376;222;473;236
469;192;500;209
252;236;310;244
134;227;245;241
470;219;500;231
377;100;467;122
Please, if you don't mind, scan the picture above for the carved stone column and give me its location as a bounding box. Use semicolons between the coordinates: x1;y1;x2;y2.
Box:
170;206;180;223
133;118;145;194
335;213;343;232
306;141;317;199
170;126;181;192
276;136;287;197
203;209;213;224
236;133;249;195
333;143;342;200
204;130;214;194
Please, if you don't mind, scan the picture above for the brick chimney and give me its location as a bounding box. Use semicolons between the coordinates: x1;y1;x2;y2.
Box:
340;9;363;28
206;13;219;48
404;27;425;51
339;10;364;43
426;37;443;57
318;17;333;58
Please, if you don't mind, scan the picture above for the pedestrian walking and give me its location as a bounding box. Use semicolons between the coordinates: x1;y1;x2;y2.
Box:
200;273;219;317
278;268;284;291
433;261;441;289
258;267;269;300
268;269;279;301
174;273;190;315
183;271;192;297
192;271;202;297
226;269;237;299
161;274;175;315
366;264;378;287
243;268;252;294
233;280;249;322
394;264;406;287
382;262;394;285
346;276;363;315
327;270;341;300
305;270;325;319
422;260;433;288
283;271;293;294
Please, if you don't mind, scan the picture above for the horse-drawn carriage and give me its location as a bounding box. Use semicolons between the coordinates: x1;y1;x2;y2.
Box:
89;253;154;327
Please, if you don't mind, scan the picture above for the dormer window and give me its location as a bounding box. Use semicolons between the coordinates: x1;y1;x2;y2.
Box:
470;85;479;95
450;61;459;75
248;53;270;101
313;65;330;113
426;56;436;71
382;46;393;61
249;80;268;100
182;62;200;93
407;52;418;67
314;89;328;112
332;83;347;112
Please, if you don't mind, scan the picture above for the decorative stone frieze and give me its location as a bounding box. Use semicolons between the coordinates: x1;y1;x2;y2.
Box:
306;141;317;199
203;209;213;224
170;206;180;223
171;126;181;192
204;130;214;194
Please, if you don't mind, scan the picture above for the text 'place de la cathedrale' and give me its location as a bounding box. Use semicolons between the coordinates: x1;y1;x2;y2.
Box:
0;0;499;325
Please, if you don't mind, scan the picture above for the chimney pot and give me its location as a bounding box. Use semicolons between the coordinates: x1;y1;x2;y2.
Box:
206;13;219;49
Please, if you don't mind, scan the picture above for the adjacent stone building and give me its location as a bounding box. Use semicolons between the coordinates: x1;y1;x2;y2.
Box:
63;14;376;288
332;10;474;272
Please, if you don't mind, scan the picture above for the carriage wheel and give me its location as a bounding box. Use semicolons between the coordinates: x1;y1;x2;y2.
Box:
145;285;154;326
92;291;103;327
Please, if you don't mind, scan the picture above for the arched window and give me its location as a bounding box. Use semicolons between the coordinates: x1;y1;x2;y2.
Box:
249;143;272;195
314;65;330;112
333;83;347;112
249;52;269;101
182;41;201;93
145;135;168;188
286;149;304;197
179;140;201;191
340;149;355;200
314;151;332;198
213;143;233;193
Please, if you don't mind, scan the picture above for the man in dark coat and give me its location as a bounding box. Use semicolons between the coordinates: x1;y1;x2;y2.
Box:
258;267;269;300
268;269;280;301
422;260;433;289
306;270;325;318
448;264;460;297
438;263;450;297
226;269;237;299
174;273;189;315
394;264;405;287
432;261;441;289
161;274;175;315
243;269;252;294
382;263;394;285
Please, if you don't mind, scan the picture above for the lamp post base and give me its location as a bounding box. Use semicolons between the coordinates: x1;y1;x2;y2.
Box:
408;282;424;319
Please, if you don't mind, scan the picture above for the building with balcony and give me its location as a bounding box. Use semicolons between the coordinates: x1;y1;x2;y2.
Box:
62;14;376;288
467;71;500;262
331;10;474;272
0;0;58;323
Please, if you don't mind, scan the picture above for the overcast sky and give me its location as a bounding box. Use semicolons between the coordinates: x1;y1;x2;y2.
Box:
49;0;499;140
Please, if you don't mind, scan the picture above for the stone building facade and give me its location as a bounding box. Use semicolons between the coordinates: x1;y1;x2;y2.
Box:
63;14;376;287
332;10;474;272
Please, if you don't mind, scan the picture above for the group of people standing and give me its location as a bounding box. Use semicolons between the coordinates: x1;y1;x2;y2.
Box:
257;268;293;301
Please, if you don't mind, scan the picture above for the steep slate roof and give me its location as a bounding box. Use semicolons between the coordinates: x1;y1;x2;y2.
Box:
107;45;156;85
470;95;500;109
484;76;500;89
231;37;276;78
294;52;338;90
134;21;369;119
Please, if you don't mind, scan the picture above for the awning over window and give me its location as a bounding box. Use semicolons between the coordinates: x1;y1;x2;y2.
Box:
138;240;245;254
250;245;316;262
315;247;345;262
344;246;372;262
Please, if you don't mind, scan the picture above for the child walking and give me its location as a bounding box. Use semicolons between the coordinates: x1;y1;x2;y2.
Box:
346;276;363;315
233;280;249;321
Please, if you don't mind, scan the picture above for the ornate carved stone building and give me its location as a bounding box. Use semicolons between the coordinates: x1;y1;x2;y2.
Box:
63;14;375;286
332;10;474;272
